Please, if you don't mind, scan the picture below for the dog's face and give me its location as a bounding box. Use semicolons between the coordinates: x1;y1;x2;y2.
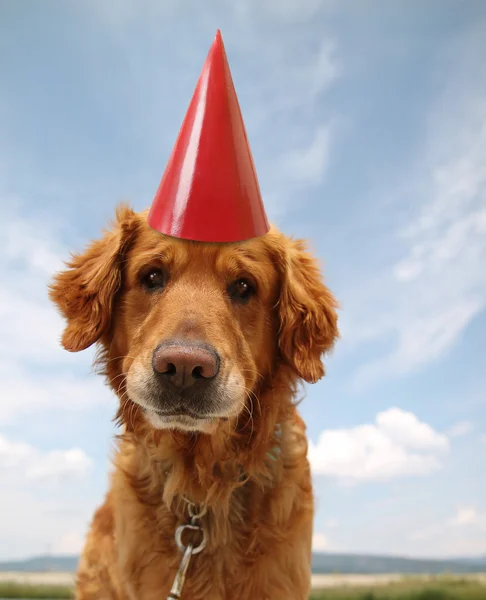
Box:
114;221;283;433
50;206;338;434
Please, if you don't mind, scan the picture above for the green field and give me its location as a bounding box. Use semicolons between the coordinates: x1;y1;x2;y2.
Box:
0;577;485;599
0;582;73;598
310;577;486;600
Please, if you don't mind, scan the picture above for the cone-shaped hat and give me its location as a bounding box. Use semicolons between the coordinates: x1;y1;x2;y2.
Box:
148;30;270;243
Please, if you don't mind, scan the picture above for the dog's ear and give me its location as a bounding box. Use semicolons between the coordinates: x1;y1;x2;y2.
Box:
49;204;139;352
276;236;339;383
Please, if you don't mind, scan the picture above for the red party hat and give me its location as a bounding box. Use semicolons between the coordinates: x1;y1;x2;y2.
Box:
148;30;270;243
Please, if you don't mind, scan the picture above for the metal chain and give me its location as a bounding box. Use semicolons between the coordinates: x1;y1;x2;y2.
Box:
165;500;207;600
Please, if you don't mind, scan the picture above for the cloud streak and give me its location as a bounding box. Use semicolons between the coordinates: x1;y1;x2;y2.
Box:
342;30;486;390
0;202;112;423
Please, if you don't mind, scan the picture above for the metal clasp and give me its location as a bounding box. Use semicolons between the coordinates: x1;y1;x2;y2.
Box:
175;523;206;555
165;501;207;600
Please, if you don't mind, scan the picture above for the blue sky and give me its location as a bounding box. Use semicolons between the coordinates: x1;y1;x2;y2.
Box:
1;0;485;560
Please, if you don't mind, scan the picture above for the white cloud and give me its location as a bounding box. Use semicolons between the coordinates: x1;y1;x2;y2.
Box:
0;206;71;364
407;506;486;556
312;531;331;552
0;364;114;425
447;421;474;438
309;408;449;483
281;126;331;187
27;449;92;481
267;39;340;116
0;289;70;365
51;530;86;555
3;209;65;276
449;507;480;527
0;489;98;561
286;40;339;104
0;434;92;482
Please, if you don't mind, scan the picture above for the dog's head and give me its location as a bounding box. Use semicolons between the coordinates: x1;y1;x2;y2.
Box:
50;205;338;434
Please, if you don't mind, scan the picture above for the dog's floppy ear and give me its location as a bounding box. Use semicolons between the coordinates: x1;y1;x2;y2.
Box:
276;236;339;384
49;204;139;352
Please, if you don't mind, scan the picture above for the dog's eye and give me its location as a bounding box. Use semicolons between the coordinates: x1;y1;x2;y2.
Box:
228;279;255;304
141;269;167;291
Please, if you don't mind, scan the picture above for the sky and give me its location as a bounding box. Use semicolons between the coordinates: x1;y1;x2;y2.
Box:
0;0;485;561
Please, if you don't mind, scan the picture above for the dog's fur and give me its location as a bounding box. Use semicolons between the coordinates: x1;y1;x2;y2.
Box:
49;205;339;600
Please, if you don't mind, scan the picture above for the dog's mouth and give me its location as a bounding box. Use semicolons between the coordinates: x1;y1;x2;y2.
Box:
142;406;223;433
151;406;208;420
126;364;245;432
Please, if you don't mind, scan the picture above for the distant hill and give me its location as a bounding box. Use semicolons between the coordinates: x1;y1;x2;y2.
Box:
0;555;78;572
450;555;486;566
311;552;486;574
0;553;485;575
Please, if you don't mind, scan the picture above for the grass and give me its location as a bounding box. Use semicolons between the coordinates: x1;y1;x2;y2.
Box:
0;577;483;599
0;582;73;598
310;577;486;600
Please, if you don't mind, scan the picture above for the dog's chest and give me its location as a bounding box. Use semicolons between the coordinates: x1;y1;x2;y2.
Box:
117;491;307;600
114;430;313;599
120;507;258;599
125;536;291;600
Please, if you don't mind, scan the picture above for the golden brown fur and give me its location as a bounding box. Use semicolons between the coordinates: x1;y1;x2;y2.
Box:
49;205;339;600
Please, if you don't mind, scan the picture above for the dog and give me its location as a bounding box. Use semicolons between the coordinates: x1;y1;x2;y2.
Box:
49;204;339;600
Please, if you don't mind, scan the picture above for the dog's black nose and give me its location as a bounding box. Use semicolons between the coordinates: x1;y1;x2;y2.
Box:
152;341;220;390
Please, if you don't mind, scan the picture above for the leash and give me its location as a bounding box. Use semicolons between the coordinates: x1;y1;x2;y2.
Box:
166;500;207;600
165;425;281;599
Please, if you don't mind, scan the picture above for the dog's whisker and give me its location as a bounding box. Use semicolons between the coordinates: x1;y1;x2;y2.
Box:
241;393;254;439
110;371;129;385
104;355;138;365
110;372;130;395
239;368;265;381
129;401;139;429
241;384;262;418
117;390;132;421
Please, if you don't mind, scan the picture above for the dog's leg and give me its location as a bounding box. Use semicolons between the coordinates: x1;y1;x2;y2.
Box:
74;496;125;599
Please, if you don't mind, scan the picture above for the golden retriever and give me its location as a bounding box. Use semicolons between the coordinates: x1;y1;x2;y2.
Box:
49;204;339;600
